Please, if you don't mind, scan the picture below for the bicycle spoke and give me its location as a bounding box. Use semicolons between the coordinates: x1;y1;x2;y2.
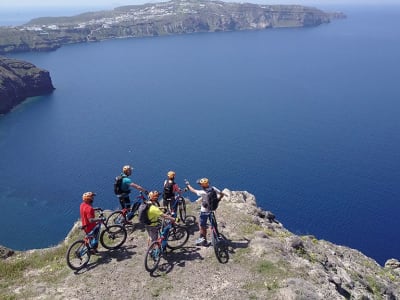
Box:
166;225;189;249
106;211;125;226
184;215;196;226
66;240;90;271
100;225;127;249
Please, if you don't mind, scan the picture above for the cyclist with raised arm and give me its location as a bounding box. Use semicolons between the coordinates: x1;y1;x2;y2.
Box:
185;178;225;246
79;192;104;254
162;170;182;214
116;165;148;221
146;191;176;244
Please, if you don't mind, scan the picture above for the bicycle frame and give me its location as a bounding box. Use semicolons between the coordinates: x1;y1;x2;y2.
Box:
159;219;173;246
84;222;101;247
107;192;147;226
209;211;220;237
122;191;147;212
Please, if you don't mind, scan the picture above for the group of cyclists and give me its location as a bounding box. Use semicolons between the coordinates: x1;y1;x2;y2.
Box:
79;165;226;253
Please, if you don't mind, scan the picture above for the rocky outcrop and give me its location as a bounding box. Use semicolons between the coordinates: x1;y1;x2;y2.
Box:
0;56;54;115
0;190;398;299
0;0;346;54
0;245;14;259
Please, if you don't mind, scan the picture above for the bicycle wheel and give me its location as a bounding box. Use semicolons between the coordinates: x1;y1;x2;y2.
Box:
178;199;187;222
144;241;161;272
106;211;125;226
213;235;229;264
66;240;91;271
100;225;127;249
184;215;196;226
166;225;189;249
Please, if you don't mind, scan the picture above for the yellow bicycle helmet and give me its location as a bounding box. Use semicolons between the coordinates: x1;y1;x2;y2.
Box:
167;171;176;179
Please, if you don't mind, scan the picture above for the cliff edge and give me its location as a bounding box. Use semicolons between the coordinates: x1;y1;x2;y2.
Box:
1;190;399;299
0;56;54;115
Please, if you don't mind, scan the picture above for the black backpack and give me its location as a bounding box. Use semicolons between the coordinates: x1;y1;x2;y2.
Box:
138;202;151;225
205;187;220;211
113;175;124;195
114;175;129;195
163;180;174;200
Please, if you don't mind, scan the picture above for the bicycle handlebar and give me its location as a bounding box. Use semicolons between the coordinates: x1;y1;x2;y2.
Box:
137;191;146;198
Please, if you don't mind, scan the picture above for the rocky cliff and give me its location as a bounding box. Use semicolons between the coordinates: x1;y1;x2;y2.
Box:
0;56;54;115
0;190;399;299
0;0;345;54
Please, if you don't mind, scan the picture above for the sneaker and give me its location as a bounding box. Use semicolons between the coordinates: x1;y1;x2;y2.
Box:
202;240;211;247
195;237;206;246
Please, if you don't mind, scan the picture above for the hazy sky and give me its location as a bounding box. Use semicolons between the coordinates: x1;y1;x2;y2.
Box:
0;0;398;8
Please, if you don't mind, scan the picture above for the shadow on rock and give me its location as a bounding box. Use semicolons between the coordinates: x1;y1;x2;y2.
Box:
73;244;137;274
148;246;203;277
219;234;250;255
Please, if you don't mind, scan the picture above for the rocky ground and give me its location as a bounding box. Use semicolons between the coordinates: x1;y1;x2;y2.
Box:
2;190;400;300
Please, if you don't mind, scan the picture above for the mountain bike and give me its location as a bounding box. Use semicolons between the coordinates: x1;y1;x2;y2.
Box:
106;191;147;227
209;211;229;264
144;218;189;272
66;208;128;271
166;188;196;225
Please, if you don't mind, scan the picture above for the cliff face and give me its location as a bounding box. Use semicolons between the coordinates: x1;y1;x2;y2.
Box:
0;56;54;115
0;0;345;54
0;190;399;299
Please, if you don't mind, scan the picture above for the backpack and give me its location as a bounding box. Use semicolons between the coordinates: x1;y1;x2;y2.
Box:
138;202;151;225
113;175;124;195
205;187;220;211
163;180;174;200
114;175;129;195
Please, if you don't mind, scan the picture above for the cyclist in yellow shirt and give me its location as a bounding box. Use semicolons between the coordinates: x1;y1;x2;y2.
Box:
146;191;176;244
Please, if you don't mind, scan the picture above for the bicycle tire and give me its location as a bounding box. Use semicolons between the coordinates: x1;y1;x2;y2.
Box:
106;210;125;226
213;235;229;264
66;240;91;271
166;225;189;249
144;241;161;272
100;224;127;249
178;198;187;222
184;215;196;226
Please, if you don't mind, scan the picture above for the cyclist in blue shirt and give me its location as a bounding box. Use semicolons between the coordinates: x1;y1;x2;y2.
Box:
117;165;148;219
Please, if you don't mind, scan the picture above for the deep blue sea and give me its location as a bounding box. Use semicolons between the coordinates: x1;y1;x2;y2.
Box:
1;5;399;266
